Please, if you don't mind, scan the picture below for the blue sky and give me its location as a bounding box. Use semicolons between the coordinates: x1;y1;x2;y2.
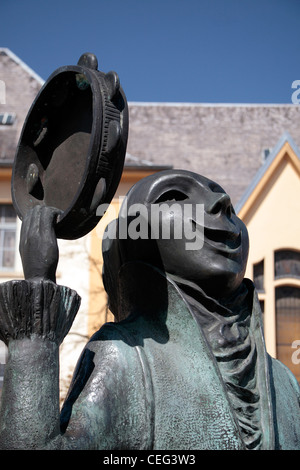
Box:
1;0;300;103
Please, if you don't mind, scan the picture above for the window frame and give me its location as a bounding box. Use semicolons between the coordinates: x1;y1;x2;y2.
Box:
274;249;300;280
0;204;17;271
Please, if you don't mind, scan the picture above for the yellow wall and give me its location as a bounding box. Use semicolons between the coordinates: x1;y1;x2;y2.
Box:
88;199;119;334
0;168;12;203
240;142;300;357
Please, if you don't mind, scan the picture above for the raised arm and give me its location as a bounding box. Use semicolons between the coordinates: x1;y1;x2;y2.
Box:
0;206;149;450
0;206;80;449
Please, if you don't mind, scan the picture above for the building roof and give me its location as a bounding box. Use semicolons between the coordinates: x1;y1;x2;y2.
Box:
127;102;300;205
0;48;44;85
1;48;300;208
0;48;43;163
124;152;172;170
236;132;300;216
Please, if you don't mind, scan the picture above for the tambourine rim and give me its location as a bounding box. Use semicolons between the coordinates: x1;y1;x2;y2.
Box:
11;64;104;232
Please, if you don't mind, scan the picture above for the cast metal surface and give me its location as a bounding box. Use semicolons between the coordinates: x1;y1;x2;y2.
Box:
0;55;299;450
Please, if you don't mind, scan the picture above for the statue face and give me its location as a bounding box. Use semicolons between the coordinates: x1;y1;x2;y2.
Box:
118;170;249;299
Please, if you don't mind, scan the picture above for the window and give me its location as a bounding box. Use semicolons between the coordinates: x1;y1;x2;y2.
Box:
276;286;300;384
0;204;17;270
0;341;7;394
275;250;300;279
253;259;264;292
0;113;16;125
0;205;17;388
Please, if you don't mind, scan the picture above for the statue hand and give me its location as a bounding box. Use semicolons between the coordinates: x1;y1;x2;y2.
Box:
0;205;80;345
19;206;62;283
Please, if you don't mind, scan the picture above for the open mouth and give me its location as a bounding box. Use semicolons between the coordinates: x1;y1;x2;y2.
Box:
204;226;242;252
191;219;242;253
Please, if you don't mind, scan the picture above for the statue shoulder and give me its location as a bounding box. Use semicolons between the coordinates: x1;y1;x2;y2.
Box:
61;321;154;449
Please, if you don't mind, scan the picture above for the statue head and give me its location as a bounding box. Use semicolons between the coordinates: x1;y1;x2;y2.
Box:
103;169;249;311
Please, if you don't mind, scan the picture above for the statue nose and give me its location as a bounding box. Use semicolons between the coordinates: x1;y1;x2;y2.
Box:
207;193;232;216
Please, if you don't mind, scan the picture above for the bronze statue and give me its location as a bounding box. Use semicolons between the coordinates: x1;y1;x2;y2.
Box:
0;54;299;450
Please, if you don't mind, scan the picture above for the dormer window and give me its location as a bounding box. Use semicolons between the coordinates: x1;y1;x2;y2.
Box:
0;113;16;125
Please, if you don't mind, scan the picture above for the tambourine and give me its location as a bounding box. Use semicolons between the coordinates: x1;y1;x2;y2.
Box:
11;52;128;239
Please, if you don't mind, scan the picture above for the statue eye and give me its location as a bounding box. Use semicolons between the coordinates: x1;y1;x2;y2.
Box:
155;190;188;203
